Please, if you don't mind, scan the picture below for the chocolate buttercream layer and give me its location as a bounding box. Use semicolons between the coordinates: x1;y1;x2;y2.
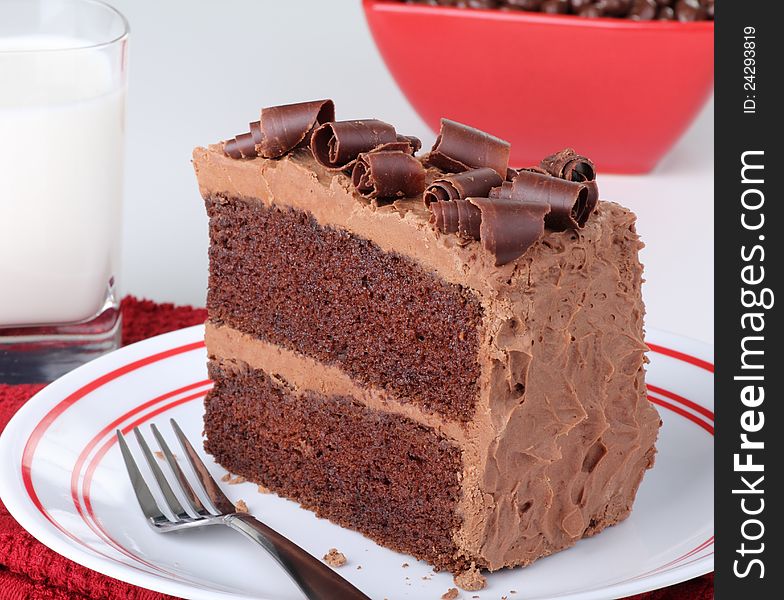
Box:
195;144;660;572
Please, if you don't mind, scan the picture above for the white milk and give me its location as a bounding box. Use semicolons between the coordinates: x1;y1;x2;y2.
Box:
0;35;124;326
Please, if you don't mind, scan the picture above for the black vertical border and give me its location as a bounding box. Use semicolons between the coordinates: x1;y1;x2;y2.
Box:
715;1;783;597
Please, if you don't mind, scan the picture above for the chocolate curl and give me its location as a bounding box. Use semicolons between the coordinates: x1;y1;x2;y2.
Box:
499;170;591;230
311;119;397;171
424;118;511;178
223;99;334;160
429;199;482;241
469;197;549;267
540;148;599;216
396;134;422;154
223;132;257;159
423;167;504;207
540;148;596;182
256;99;335;158
374;137;420;155
351;151;426;201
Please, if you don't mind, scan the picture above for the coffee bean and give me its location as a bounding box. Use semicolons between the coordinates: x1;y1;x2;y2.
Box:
540;0;570;13
629;0;657;20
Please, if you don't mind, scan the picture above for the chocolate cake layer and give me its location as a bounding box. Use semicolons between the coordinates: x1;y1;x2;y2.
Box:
204;360;466;570
206;195;483;422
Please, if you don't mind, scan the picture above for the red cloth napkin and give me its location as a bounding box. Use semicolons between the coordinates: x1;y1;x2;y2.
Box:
0;296;713;600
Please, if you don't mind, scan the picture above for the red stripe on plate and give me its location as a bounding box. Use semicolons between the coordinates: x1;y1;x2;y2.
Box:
648;343;714;373
647;383;714;422
71;380;211;522
73;386;212;575
648;395;714;435
20;341;205;566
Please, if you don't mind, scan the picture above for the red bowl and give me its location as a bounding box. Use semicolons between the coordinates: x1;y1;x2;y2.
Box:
363;0;714;174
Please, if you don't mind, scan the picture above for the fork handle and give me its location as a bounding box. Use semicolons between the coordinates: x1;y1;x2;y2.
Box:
224;513;371;600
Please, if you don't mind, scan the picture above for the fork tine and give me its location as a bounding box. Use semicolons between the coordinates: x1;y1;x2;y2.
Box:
150;423;206;518
170;418;236;515
133;427;188;519
116;430;166;522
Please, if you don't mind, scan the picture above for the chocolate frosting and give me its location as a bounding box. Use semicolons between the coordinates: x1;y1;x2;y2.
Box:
424;119;511;178
193;145;660;573
224;99;334;160
352;151;426;201
469;197;549;266
311;119;397;171
423;167;504;207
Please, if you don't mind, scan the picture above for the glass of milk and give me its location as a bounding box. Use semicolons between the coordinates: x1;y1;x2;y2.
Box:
0;0;128;383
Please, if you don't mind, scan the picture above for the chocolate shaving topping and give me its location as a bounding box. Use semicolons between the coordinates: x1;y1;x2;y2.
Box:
249;121;263;145
351;151;426;201
311;119;397;171
429;199;482;242
429;201;448;233
456;199;483;241
224;132;257;159
494;170;591;230
396;134;422;154
223;99;334;160
423;167;503;207
374;139;420;155
256;99;335;158
469;197;550;267
424;118;511;178
540;147;598;216
540;147;596;182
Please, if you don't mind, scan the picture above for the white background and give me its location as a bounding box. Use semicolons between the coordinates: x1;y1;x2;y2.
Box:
111;0;714;344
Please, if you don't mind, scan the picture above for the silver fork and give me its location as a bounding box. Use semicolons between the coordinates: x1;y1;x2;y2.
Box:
117;419;370;600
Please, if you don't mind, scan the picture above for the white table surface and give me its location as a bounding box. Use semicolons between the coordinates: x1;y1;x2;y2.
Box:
114;0;714;345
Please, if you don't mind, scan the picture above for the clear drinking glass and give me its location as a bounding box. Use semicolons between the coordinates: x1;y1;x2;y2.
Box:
0;0;128;383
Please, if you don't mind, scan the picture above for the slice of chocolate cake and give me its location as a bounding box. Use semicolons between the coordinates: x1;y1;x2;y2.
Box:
193;99;661;575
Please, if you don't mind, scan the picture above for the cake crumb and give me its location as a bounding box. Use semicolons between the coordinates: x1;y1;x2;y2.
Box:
257;485;270;494
322;548;347;567
441;589;459;600
228;475;246;485
454;565;486;591
511;591;517;595
356;565;362;570
402;562;409;568
422;575;432;581
153;451;164;460
221;473;231;482
234;499;248;513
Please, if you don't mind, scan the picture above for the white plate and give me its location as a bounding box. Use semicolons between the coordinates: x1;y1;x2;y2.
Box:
0;325;713;600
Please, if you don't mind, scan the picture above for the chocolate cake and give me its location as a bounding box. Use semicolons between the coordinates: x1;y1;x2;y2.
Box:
193;99;661;575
